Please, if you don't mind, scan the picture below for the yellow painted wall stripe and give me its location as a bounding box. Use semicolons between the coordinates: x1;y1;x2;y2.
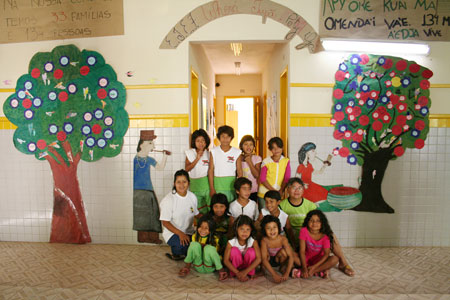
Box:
290;114;450;128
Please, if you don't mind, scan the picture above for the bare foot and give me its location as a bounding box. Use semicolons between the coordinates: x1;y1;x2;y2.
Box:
339;264;355;277
178;267;190;277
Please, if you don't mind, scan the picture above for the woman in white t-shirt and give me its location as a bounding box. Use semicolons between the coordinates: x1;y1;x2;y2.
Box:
185;129;211;214
160;170;200;260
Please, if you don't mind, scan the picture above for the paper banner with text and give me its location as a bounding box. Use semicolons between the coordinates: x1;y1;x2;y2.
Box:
1;0;123;44
320;0;450;41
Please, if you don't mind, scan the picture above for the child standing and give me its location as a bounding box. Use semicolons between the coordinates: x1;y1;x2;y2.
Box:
258;137;291;209
260;215;295;283
208;125;241;203
229;177;259;222
223;215;261;281
208;193;234;255
236;135;262;202
178;215;228;280
297;210;339;279
185;129;211;214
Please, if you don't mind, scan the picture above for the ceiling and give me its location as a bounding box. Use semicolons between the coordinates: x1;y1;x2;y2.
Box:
199;42;281;75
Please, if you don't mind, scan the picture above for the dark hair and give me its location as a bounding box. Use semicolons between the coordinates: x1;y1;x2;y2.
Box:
264;190;281;201
195;214;217;247
172;169;190;194
239;135;256;151
268;137;283;150
234;177;252;192
302;210;334;250
233;215;255;247
217;125;234;140
191;129;211;149
287;177;305;188
209;193;230;217
260;215;281;237
136;139;145;152
298;142;316;165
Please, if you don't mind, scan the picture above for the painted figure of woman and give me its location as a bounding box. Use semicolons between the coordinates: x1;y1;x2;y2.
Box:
133;130;170;243
296;142;330;203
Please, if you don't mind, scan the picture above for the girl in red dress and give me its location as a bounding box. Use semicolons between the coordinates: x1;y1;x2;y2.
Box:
296;143;329;203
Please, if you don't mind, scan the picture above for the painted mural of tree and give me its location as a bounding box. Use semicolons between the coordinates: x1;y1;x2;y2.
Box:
331;54;433;213
3;45;129;243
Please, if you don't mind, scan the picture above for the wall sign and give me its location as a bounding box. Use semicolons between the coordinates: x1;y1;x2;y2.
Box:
320;0;450;41
160;0;322;53
1;0;124;44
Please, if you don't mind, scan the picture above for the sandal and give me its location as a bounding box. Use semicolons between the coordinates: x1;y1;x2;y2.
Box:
165;253;185;261
291;268;301;278
339;264;355;277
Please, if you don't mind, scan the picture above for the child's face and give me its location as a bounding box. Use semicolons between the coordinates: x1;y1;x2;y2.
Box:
237;224;251;241
264;221;279;239
212;203;226;217
197;221;210;237
270;143;283;157
175;175;189;195
308;215;322;232
195;136;206;151
219;133;232;146
307;149;316;161
264;197;280;213
287;182;304;199
242;140;254;154
237;184;252;200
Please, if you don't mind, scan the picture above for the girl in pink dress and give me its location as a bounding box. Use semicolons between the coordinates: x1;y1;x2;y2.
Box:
296;210;338;279
296;142;329;202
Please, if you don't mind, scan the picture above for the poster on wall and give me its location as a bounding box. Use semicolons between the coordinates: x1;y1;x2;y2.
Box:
320;0;450;41
329;54;433;213
1;0;124;44
3;44;129;243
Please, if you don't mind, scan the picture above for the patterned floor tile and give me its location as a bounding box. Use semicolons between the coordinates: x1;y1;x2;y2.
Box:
274;295;321;300
1;242;449;298
187;292;232;300
320;295;366;300
364;295;411;300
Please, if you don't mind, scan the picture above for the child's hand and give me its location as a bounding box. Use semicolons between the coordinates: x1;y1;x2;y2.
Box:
196;150;204;159
280;273;289;282
244;154;252;164
236;271;249;282
272;273;283;283
301;267;309;278
178;232;190;246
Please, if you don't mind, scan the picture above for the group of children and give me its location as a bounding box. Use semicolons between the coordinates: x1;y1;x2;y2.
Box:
160;125;354;283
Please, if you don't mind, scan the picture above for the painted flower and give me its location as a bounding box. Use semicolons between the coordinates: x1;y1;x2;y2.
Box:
366;99;375;108
339;63;348;72
397;103;407;113
379;95;389;104
420;107;429;116
350;54;362;65
401;77;411;88
350;141;359;150
360;84;370;92
411;129;420;137
338;124;348;133
354;65;363;75
349;81;358;91
347;155;357;165
377;56;386;65
334;103;343;111
347;99;355;107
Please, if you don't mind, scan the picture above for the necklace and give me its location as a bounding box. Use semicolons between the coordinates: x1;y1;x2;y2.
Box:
136;156;147;168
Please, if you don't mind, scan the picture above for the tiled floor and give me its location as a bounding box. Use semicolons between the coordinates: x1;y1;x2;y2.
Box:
0;242;449;300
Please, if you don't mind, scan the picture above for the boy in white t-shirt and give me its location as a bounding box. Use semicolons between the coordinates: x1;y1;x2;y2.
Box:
208;125;241;202
258;190;294;241
229;177;259;222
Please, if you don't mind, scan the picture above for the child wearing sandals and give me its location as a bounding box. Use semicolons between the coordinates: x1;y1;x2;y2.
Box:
223;215;261;282
293;210;339;279
260;215;295;283
178;215;227;280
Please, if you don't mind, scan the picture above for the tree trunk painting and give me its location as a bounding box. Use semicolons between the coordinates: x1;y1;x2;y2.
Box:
354;149;395;213
46;142;91;243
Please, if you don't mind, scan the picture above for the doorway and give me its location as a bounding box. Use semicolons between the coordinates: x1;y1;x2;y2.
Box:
225;97;256;150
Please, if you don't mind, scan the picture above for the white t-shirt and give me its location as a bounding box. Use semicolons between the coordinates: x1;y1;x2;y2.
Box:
185;149;210;179
228;237;255;254
261;208;288;234
229;199;259;221
211;146;241;177
159;191;199;242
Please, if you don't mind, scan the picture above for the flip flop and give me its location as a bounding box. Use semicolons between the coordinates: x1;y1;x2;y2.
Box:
165;253;185;261
291;268;301;278
339;264;355;277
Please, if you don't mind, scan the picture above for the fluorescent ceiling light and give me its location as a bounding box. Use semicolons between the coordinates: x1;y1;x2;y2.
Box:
234;61;241;75
322;39;430;55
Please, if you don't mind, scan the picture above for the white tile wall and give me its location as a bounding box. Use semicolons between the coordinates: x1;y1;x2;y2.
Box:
0;127;190;244
289;126;450;247
1;125;449;247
